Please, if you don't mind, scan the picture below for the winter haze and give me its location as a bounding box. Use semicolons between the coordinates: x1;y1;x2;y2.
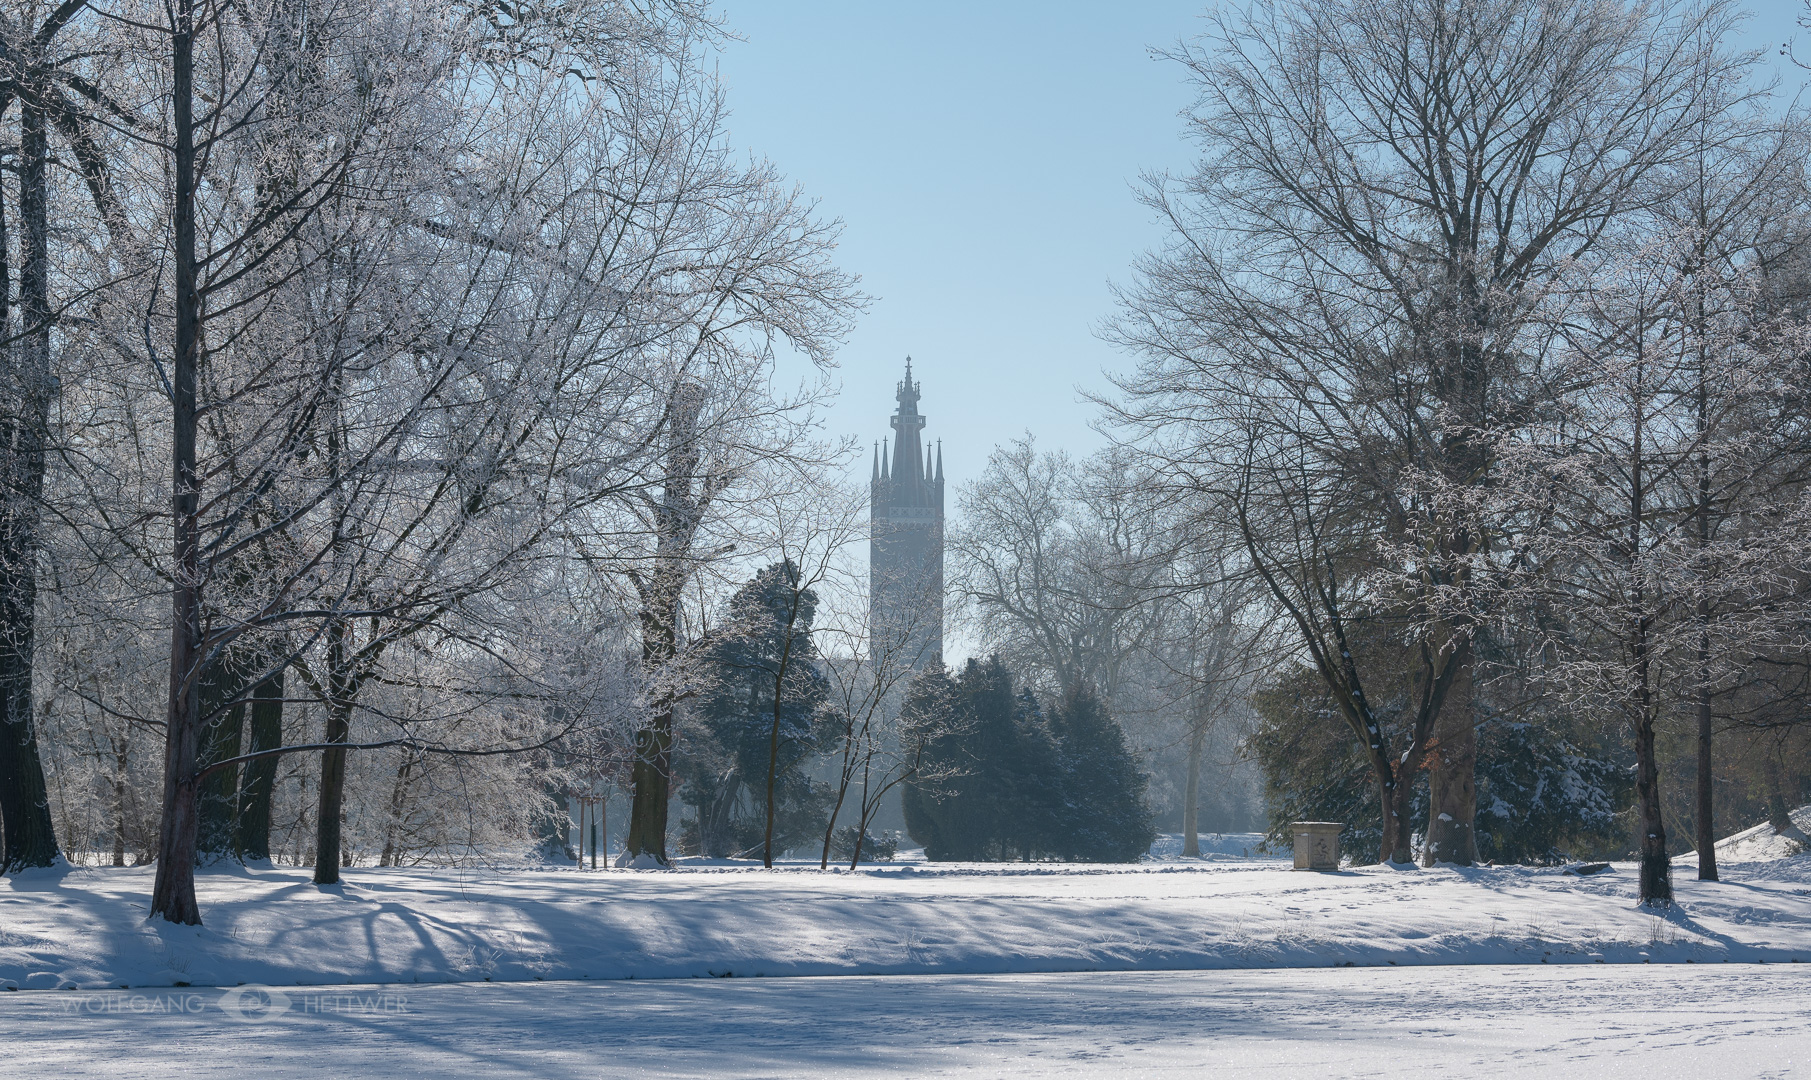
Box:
3;1;1811;1078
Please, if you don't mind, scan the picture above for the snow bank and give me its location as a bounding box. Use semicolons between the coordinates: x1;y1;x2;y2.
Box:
1677;805;1811;864
4;853;1809;991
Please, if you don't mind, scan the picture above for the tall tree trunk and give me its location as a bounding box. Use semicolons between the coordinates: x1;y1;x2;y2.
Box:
623;700;672;863
0;93;60;874
312;619;352;884
195;649;253;861
1684;230;1723;882
311;340;353;883
623;383;707;866
1633;710;1671;903
1762;753;1798;837
1182;724;1205;857
112;737;129;867
1421;272;1488;871
150;0;205;923
1423;655;1476;866
234;668;284;862
1694;669;1717;881
1693;361;1718;881
1629;383;1671;905
762;602;800;869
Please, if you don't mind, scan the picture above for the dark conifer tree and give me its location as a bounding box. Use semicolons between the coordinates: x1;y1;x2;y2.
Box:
906;661;1157;862
904;657;1019;859
1003;687;1064;859
899;661;960;857
1049;685;1154;862
680;562;834;857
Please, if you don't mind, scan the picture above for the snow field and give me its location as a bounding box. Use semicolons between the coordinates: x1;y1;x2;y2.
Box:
3;854;1809;992
1;965;1807;1078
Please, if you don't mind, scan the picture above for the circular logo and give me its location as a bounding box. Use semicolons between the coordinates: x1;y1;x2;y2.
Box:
217;984;292;1023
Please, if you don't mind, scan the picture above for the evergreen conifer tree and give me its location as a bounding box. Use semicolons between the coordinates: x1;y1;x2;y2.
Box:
1049;686;1154;862
679;562;834;857
903;657;1019;859
1003;687;1065;859
899;661;960;858
904;660;1155;862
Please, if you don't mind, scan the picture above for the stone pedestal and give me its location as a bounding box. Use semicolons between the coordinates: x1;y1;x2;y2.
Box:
1290;821;1343;870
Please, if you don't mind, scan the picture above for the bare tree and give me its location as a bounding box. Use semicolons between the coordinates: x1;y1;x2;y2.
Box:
40;0;854;917
952;438;1169;701
1107;0;1761;866
0;0;135;873
1149;554;1269;858
815;523;953;870
1665;122;1808;880
1521;222;1811;903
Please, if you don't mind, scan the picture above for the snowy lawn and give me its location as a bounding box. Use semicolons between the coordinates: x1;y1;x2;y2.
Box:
3;854;1809;991
1;965;1807;1078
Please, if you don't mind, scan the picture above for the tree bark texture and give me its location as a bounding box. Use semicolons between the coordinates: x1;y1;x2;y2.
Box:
234;669;284;862
312;707;351;883
1693;260;1718;883
150;4;204;923
0;95;59;874
1384;766;1415;865
1182;725;1204;858
1694;676;1718;881
312;624;353;885
1423;654;1476;866
1628;383;1671;906
623;705;672;863
1634;711;1672;903
624;384;707;865
623;571;680;863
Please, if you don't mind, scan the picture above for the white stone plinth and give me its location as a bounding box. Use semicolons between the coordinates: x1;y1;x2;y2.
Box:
1290;821;1343;870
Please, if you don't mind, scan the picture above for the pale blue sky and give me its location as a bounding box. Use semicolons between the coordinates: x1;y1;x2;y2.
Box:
718;1;1810;497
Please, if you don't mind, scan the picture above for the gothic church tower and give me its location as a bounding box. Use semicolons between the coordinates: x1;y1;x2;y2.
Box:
870;358;944;667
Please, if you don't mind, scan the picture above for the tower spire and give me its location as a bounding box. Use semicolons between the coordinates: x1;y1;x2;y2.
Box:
890;356;926;487
870;353;944;672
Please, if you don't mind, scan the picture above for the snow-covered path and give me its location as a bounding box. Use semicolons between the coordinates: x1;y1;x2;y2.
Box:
3;965;1806;1078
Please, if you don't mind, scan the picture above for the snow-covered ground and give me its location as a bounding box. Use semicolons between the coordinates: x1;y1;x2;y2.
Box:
6;831;1810;1077
1145;831;1277;859
1679;805;1811;865
4;851;1809;991
3;965;1807;1078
